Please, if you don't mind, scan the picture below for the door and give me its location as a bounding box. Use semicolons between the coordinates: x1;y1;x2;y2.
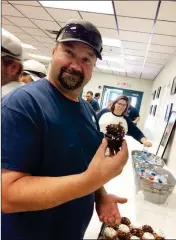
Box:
101;87;123;109
100;85;143;113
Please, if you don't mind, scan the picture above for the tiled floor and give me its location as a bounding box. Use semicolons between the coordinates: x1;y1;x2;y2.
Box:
84;136;176;239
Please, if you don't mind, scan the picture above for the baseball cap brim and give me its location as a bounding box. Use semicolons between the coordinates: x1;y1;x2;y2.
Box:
58;38;102;60
1;51;22;61
23;71;40;81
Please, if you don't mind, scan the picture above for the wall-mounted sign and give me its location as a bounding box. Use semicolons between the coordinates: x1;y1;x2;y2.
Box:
117;82;131;88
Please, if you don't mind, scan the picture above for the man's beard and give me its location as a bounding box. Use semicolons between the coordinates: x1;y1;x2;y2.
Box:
58;67;84;90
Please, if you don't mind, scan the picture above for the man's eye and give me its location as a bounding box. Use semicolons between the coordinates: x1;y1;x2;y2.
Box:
83;58;91;63
65;49;73;56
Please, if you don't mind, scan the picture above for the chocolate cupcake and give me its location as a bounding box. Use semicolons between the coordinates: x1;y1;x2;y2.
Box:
142;232;155;240
154;229;165;239
121;217;131;226
118;224;130;233
142;225;153;234
105;123;125;155
155;237;165;240
130;236;140;240
130;228;143;238
117;224;130;240
117;231;131;240
104;227;117;239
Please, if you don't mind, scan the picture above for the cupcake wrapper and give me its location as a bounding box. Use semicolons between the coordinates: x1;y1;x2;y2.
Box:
105;137;123;155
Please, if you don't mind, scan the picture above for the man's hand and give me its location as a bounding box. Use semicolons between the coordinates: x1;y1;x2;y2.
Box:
141;138;152;148
96;194;127;226
86;139;129;187
143;141;152;147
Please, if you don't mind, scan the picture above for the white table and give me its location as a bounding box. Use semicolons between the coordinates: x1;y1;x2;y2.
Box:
84;136;176;239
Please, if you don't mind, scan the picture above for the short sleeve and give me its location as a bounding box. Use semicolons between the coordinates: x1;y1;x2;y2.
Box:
90;100;100;112
94;101;100;111
2;91;41;174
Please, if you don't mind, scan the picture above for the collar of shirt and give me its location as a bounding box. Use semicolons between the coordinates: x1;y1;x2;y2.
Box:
2;81;24;97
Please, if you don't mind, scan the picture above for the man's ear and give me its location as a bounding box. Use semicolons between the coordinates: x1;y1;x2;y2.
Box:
52;43;59;55
94;60;97;67
52;47;56;55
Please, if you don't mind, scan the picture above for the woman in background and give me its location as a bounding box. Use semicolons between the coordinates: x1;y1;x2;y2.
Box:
97;95;152;147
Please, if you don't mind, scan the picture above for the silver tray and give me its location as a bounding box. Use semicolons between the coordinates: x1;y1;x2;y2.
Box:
97;223;106;239
132;150;165;168
135;166;176;194
134;166;176;204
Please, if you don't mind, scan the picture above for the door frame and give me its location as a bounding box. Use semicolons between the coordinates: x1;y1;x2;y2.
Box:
100;85;144;112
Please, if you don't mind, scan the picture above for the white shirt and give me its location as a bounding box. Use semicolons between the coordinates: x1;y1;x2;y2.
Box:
2;81;24;98
99;112;128;134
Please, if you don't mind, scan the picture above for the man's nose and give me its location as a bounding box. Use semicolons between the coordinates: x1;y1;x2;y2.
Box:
69;59;82;72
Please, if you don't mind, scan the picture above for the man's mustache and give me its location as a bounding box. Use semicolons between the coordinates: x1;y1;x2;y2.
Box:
61;67;84;79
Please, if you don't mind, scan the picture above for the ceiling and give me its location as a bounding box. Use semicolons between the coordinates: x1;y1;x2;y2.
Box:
2;0;176;80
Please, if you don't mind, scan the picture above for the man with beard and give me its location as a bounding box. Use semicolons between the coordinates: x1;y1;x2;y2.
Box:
2;20;128;240
2;29;23;97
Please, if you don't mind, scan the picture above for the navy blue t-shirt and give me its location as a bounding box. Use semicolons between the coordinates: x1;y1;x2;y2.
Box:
127;105;140;122
88;98;100;112
2;79;104;240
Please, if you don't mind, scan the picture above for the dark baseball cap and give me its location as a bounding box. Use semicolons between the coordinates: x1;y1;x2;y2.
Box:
56;19;103;59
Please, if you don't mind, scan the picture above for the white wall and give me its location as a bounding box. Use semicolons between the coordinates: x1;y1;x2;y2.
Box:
144;56;176;175
83;72;153;131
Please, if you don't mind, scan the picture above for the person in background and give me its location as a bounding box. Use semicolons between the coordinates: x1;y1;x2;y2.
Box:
86;90;100;113
2;19;128;240
1;29;23;97
97;95;152;147
127;97;140;125
95;92;100;101
107;100;113;109
21;59;47;84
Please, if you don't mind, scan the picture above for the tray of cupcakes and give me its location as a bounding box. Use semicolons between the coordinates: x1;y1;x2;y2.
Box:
98;217;165;240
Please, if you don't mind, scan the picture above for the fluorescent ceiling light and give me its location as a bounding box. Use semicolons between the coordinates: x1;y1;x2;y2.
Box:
125;56;138;60
103;55;124;64
97;64;125;72
40;1;113;14
27;54;51;61
102;38;121;48
22;43;36;50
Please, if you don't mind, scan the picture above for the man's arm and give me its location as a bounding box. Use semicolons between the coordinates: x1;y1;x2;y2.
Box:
132;108;140;124
2;169;97;213
94;100;100;114
2;102;99;214
95;186;107;203
140;137;152;147
2;139;128;214
133;116;140;124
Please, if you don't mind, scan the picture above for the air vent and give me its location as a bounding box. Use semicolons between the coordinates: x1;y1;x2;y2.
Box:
46;30;59;37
